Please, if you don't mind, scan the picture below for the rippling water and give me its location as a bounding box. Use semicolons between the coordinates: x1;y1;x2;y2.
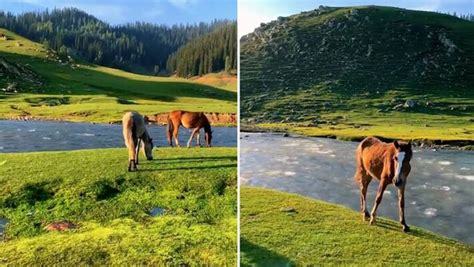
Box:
0;120;237;152
240;132;474;245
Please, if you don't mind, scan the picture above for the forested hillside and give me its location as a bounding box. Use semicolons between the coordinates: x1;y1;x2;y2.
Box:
240;5;474;141
0;8;236;75
166;23;237;77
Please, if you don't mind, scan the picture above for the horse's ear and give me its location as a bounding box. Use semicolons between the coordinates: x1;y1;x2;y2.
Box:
407;140;412;148
393;140;400;149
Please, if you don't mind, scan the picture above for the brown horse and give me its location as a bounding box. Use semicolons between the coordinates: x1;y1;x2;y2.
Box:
167;110;212;148
354;137;412;232
122;111;154;171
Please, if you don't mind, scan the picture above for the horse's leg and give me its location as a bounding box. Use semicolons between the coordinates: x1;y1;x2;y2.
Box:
196;130;201;147
359;175;371;221
187;128;199;148
397;185;410;232
354;159;371;221
173;125;181;147
128;146;136;172
167;119;174;147
135;138;141;165
369;181;388;225
127;136;136;172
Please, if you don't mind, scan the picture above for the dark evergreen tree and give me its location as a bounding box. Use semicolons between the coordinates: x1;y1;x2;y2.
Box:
166;22;237;77
0;8;235;75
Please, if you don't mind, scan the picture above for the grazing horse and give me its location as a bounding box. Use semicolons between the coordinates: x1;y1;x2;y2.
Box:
167;110;213;148
354;137;412;232
122;111;153;171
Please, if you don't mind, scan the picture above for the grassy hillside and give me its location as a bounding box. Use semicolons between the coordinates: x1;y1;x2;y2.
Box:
241;187;474;265
0;147;236;265
0;28;236;123
240;6;474;142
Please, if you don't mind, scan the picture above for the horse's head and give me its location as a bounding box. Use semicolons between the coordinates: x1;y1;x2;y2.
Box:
392;140;412;187
143;136;154;160
205;130;213;147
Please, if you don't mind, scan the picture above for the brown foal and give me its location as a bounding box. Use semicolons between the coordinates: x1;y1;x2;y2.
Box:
354;137;412;232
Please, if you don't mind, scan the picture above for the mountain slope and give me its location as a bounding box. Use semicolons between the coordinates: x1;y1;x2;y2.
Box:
240;6;474;142
0;28;236;123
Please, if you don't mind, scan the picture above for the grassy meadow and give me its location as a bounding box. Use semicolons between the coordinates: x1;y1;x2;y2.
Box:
0;28;236;123
241;187;474;266
0;147;237;265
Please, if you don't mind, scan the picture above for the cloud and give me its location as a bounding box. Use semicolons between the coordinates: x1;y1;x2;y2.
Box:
238;2;275;37
409;0;442;11
167;0;199;9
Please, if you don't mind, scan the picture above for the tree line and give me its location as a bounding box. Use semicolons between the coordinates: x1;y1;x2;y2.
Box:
439;11;474;22
166;22;237;77
0;8;236;76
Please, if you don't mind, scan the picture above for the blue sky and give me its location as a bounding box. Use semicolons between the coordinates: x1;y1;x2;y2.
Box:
0;0;237;25
239;0;474;36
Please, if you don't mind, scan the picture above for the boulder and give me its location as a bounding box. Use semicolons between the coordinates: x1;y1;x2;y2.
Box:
404;99;416;108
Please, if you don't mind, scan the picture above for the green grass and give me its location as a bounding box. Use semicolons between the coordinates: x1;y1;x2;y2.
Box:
0;28;236;123
241;187;474;266
240;6;474;141
0;147;237;265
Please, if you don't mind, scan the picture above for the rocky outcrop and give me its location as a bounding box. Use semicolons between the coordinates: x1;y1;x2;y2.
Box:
0;57;42;92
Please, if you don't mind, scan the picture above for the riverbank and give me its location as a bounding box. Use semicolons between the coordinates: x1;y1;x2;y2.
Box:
4;112;237;127
241;123;474;150
241;187;474;265
0;147;237;265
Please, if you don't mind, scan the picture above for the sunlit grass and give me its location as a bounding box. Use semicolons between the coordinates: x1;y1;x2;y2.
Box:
241;187;474;266
0;147;237;265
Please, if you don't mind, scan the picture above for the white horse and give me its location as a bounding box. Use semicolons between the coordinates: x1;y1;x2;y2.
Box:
122;111;153;171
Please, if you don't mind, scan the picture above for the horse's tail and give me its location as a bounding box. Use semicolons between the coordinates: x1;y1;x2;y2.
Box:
354;137;372;183
166;115;173;146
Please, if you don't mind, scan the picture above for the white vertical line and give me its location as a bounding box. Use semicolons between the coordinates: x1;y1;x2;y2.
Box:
236;0;241;264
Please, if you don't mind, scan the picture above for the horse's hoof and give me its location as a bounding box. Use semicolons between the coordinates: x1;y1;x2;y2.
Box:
369;217;376;225
403;225;410;232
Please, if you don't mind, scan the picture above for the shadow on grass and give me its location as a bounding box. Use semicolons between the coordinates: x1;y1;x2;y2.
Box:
0;52;237;103
138;163;237;172
156;156;237;162
241;238;294;267
375;218;463;247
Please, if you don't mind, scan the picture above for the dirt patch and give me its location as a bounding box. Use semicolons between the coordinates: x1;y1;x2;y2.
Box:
190;74;237;89
44;221;78;231
146;112;236;125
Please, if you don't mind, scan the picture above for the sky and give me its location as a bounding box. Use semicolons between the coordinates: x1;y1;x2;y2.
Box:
0;0;237;25
239;0;474;37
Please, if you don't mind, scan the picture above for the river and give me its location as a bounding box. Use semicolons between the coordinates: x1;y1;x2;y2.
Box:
0;120;237;152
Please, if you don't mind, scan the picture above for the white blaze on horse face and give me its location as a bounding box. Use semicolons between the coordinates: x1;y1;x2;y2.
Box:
395;152;406;178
